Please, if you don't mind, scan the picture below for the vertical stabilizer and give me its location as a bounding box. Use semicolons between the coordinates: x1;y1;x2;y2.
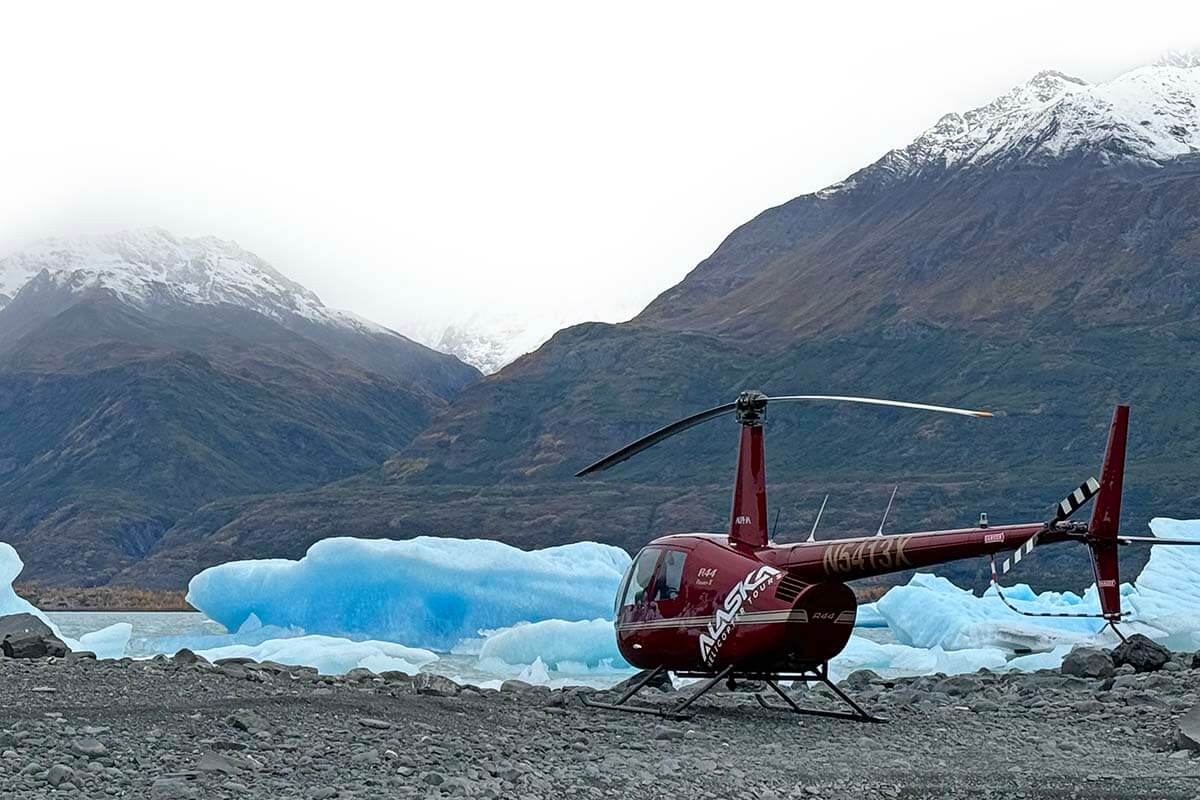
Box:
1088;405;1129;620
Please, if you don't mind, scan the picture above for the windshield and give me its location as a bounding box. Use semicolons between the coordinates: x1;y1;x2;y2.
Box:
615;547;662;613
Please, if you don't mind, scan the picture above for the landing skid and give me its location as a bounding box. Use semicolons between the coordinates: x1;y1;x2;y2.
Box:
580;663;883;723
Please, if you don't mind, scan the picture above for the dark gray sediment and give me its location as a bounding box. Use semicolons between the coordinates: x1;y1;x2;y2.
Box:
2;650;1200;799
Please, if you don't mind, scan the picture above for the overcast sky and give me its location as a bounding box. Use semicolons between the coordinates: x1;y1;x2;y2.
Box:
0;2;1195;341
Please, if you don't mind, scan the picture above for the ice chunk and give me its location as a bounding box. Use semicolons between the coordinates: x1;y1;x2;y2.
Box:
196;634;438;676
1003;644;1074;672
476;619;628;671
1127;518;1200;647
876;573;1106;652
77;623;132;660
874;518;1200;655
187;537;630;651
828;634;1007;682
855;602;887;628
0;542;53;626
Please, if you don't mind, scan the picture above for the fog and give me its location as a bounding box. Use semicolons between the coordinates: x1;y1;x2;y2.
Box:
0;1;1194;342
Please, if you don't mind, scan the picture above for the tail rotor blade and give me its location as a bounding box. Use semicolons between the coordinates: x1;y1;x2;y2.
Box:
1053;477;1101;523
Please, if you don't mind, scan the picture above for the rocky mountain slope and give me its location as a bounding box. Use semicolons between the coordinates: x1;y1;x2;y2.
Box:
37;55;1200;589
0;230;480;584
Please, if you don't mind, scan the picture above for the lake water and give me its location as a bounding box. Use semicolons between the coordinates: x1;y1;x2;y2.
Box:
46;611;634;688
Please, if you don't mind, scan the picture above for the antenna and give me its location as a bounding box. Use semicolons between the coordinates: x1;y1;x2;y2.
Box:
876;485;899;536
806;495;829;542
771;507;782;541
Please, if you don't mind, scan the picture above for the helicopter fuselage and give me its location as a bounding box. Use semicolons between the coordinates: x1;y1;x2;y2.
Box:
614;522;1052;672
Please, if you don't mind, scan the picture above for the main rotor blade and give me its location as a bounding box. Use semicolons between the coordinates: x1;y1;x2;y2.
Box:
574;401;737;476
1117;536;1200;546
766;395;993;418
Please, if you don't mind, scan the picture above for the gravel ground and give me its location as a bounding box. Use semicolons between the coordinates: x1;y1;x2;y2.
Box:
2;651;1200;799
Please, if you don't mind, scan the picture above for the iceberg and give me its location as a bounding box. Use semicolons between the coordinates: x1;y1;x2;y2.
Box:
1;542;133;659
1;542;52;625
1126;518;1200;648
76;623;133;660
196;635;438;676
187;537;630;650
829;634;1008;683
874;517;1200;657
876;573;1108;652
476;618;628;671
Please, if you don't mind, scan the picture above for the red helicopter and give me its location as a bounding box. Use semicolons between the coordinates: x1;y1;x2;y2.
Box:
575;392;1200;721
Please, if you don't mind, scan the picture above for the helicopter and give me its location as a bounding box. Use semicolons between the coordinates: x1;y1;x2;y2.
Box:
574;392;1200;722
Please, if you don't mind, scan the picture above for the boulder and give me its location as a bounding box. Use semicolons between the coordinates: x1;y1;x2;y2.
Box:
412;672;461;697
1111;634;1170;673
0;613;54;639
610;669;673;694
843;669;881;691
172;648;202;665
1060;646;1114;679
0;614;69;659
932;674;983;696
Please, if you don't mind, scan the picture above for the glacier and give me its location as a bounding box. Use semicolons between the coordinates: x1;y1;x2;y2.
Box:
186;536;631;651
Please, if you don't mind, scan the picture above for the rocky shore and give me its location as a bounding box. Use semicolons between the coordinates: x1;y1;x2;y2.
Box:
3;639;1200;799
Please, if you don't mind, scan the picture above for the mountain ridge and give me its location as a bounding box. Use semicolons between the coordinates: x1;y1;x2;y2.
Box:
0;231;480;584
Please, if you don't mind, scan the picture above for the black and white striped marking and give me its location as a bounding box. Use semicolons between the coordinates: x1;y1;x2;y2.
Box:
987;476;1112;620
1054;477;1100;522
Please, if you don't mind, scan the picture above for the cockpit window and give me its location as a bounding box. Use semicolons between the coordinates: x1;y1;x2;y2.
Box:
654;549;687;601
617;547;662;612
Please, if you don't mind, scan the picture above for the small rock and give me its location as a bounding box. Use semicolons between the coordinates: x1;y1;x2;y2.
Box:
226;709;270;734
46;763;75;788
151;777;200;799
198;751;238;774
1177;704;1200;751
932;674;982;696
500;679;534;693
653;725;686;741
351;748;380;764
357;717;391;730
71;737;108;757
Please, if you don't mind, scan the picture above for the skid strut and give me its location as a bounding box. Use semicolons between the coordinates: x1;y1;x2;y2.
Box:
752;663;884;723
581;662;883;722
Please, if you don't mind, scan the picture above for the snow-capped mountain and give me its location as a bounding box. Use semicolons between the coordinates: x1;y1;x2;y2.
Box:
415;308;616;375
822;51;1200;196
0;228;390;339
0;228;480;397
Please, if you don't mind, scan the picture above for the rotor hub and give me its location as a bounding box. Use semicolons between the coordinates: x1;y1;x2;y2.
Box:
735;390;769;426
